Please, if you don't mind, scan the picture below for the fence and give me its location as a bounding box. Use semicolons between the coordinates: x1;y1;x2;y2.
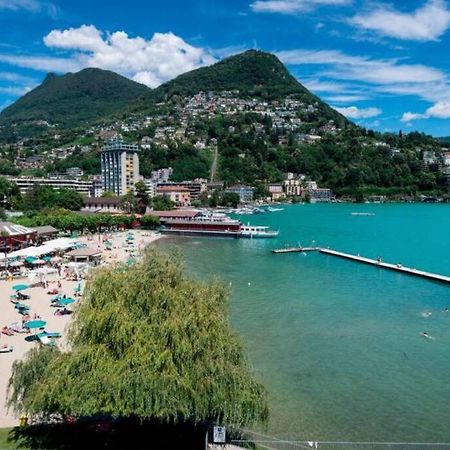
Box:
229;430;450;450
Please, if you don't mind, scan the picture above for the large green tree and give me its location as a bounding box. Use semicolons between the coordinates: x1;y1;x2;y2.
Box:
8;250;267;428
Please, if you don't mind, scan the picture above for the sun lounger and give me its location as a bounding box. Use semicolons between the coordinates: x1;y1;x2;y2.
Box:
38;331;62;339
37;335;56;346
10;322;26;333
0;345;13;353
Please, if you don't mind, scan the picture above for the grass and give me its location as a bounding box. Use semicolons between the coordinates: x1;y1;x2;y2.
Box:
0;428;20;450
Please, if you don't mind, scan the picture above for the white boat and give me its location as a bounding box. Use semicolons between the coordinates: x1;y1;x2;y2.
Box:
267;207;285;212
351;212;375;216
240;224;279;238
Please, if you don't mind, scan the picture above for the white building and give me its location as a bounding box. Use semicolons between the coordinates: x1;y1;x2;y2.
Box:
8;177;92;196
143;179;157;198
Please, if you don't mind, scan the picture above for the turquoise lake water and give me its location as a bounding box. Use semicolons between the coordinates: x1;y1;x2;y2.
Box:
157;204;450;442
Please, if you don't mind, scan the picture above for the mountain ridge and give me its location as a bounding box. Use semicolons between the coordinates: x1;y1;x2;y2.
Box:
0;50;349;132
0;68;150;127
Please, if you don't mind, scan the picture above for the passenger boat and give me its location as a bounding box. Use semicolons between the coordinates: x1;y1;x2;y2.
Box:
240;224;279;238
159;211;278;238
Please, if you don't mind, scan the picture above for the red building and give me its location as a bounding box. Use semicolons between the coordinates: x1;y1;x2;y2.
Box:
0;222;37;253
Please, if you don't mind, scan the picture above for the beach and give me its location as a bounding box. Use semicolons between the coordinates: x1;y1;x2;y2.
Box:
0;229;162;427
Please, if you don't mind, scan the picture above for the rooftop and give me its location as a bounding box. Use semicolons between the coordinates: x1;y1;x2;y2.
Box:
156;186;191;193
146;210;199;219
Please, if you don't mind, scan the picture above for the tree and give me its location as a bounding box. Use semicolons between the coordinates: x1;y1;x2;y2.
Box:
56;189;84;211
101;191;117;198
120;191;138;214
219;192;240;208
150;195;175;211
139;215;160;229
8;250;267;429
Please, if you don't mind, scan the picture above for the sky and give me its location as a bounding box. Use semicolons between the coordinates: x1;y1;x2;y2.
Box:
1;0;450;136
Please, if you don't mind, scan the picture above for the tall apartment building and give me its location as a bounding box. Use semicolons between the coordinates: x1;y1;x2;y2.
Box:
101;138;140;196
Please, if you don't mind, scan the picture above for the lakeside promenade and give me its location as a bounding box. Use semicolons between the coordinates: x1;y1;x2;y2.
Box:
0;230;162;427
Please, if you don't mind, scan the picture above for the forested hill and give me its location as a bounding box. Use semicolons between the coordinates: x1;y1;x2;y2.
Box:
0;68;150;127
133;50;348;128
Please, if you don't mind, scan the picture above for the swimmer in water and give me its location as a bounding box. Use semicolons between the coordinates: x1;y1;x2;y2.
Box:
420;331;433;339
444;308;449;313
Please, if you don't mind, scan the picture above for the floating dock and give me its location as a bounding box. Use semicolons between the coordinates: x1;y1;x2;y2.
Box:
273;246;450;285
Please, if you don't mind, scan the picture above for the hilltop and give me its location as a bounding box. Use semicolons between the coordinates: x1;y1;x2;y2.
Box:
0;68;150;128
135;50;348;127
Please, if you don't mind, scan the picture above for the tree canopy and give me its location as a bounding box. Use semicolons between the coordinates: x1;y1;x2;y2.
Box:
8;250;268;428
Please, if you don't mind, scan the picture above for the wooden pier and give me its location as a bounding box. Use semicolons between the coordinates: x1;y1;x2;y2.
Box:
272;246;450;285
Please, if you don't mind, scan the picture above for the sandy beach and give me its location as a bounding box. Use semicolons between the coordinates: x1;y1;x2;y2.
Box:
0;229;162;428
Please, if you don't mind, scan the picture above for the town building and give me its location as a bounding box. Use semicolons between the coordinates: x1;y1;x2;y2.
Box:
284;179;302;197
156;185;191;206
0;222;36;252
151;167;173;182
82;197;123;214
143;179;157;198
226;185;255;203
101;138;140;196
309;188;332;202
90;175;103;198
157;179;207;201
8;176;92;196
267;183;285;201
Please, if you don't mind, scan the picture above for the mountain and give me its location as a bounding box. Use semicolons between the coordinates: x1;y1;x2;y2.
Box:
135;50;348;127
0;68;150;127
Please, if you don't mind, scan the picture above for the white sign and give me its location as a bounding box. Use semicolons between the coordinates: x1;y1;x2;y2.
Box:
213;426;226;443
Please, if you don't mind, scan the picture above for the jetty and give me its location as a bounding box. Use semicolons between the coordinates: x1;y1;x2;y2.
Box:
272;246;450;285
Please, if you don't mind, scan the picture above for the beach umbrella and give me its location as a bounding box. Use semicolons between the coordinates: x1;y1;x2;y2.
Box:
24;319;47;339
13;284;29;291
57;297;75;306
25;256;38;264
24;319;46;329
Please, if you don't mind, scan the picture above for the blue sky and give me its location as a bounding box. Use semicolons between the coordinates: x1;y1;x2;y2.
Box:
1;0;450;136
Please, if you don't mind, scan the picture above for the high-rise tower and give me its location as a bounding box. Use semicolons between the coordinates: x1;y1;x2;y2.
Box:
101;137;140;196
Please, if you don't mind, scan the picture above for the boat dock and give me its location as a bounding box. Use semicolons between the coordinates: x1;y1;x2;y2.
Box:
273;246;450;285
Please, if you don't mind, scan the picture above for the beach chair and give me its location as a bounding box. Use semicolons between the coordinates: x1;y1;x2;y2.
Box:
37;333;56;346
44;331;62;338
0;345;13;353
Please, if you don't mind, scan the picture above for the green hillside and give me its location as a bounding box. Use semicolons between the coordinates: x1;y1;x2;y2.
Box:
135;50;349;127
0;68;150;127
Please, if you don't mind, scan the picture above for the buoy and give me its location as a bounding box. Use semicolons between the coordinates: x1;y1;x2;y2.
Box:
248;282;251;286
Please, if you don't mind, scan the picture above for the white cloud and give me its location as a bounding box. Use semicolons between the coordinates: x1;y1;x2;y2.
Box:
0;85;32;96
302;78;349;93
0;71;35;84
0;0;58;18
426;101;450;118
250;0;351;14
334;105;382;119
352;0;450;41
400;112;429;123
277;49;445;85
0;53;81;73
0;26;216;88
401;102;450;122
326;94;369;102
